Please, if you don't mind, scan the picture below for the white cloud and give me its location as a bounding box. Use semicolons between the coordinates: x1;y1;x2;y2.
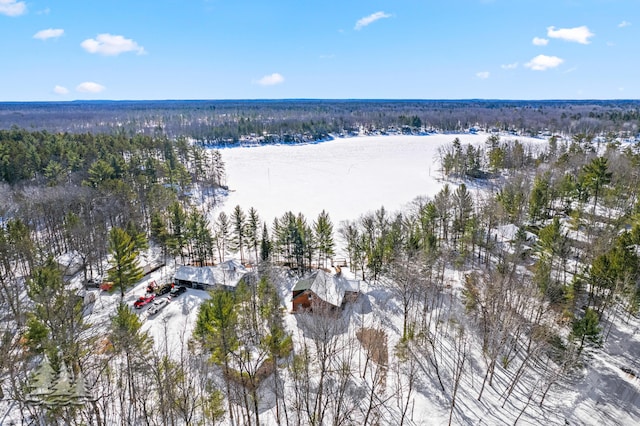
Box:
0;0;26;16
76;82;106;93
618;21;631;28
525;54;564;71
33;28;64;40
501;62;518;70
81;33;145;56
546;26;594;44
355;11;391;30
255;73;285;86
53;85;69;95
532;37;549;46
476;71;490;79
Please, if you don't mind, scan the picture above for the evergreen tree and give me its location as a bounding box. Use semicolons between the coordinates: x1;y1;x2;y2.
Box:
529;173;551;223
580;156;612;215
231;205;247;262
452;183;474;248
215;211;230;262
571;308;601;352
313;210;334;268
245;207;261;263
168;201;188;262
85;159;115;188
195;288;239;424
108;227;144;298
187;209;214;266
150;211;169;255
260;222;272;262
125;220;149;253
25;258;90;373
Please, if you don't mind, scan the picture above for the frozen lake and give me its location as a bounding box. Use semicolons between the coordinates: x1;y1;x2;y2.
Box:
218;133;545;226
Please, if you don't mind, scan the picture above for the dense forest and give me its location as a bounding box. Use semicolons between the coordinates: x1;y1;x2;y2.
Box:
1;100;639;144
1;102;640;425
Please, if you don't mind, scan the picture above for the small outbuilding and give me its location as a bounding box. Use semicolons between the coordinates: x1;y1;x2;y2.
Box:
292;269;360;313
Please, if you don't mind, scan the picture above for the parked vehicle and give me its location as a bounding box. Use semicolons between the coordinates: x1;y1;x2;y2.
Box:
155;283;172;296
147;298;169;316
169;285;187;298
100;281;114;291
85;278;101;289
133;294;155;309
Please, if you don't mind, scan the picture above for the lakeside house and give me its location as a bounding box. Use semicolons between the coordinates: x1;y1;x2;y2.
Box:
291;269;360;313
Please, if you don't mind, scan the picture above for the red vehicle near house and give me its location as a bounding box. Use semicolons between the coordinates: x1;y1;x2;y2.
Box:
99;281;114;291
133;294;155;309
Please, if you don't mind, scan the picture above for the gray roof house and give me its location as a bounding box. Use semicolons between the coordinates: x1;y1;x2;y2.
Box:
173;260;247;290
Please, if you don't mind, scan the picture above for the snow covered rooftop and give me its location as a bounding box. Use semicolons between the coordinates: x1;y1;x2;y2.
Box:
55;251;83;276
293;269;359;307
173;263;247;290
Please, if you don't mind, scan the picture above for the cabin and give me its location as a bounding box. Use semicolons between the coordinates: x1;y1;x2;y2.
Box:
291;269;360;313
173;260;247;291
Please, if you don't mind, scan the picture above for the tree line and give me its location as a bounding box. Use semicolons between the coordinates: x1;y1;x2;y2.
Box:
2;99;640;143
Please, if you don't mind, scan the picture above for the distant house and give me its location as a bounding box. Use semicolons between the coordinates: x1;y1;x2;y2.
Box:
292;269;360;313
173;260;247;291
55;251;83;277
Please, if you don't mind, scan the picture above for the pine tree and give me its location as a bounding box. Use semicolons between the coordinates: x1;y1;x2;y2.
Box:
188;209;213;266
195;288;239;424
313;210;334;269
231;205;247;263
260;222;272;262
529;173;551;223
168;201;188;262
245;207;261;264
125;220;149;253
571;308;601;352
25;258;90;373
580;156;612;215
452;183;473;247
215;212;230;263
150;211;169;255
108;227;144;298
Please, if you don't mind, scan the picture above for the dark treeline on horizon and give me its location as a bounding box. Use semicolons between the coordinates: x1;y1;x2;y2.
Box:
1;99;639;143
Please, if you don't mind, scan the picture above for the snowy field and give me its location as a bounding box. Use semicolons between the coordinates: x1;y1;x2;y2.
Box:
218;133;546;227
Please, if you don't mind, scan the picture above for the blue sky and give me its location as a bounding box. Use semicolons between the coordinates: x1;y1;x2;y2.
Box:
0;0;638;101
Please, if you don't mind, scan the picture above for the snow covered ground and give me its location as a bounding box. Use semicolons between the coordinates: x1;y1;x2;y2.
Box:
202;133;640;425
10;133;638;425
218;133;546;227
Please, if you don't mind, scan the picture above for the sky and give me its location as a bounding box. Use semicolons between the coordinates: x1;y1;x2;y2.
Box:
0;0;638;101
